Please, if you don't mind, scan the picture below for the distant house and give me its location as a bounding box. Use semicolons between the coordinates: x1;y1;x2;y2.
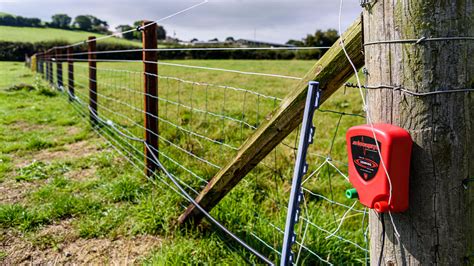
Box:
189;40;227;46
164;36;180;44
234;39;294;48
181;38;293;48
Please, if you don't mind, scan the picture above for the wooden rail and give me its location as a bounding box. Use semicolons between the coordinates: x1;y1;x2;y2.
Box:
179;17;365;225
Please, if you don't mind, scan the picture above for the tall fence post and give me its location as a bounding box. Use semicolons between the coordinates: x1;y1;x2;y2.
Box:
281;82;320;266
56;48;63;90
31;54;37;72
67;47;75;101
88;36;98;126
39;52;45;77
46;51;51;84
48;50;54;86
142;20;159;177
363;1;473;264
41;53;45;76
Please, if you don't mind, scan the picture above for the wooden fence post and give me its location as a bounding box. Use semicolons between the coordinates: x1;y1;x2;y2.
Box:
39;52;45;77
40;51;45;76
43;52;46;79
88;36;98;126
67;47;75;101
44;51;48;79
31;54;37;72
363;1;473;264
49;50;54;86
142;21;159;176
56;48;63;90
47;51;53;85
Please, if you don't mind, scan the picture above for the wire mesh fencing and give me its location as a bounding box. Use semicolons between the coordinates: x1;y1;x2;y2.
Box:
31;33;370;265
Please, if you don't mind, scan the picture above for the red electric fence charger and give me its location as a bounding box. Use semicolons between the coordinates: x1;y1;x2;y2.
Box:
345;124;413;213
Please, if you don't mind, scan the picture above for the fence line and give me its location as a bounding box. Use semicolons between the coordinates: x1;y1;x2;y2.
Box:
31;17;369;264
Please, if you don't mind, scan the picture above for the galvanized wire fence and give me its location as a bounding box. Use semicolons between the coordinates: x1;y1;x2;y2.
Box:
31;47;369;264
29;14;369;263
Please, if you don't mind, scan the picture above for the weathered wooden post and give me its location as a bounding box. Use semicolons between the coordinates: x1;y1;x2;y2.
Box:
56;48;63;90
88;36;98;125
363;1;473;264
44;51;49;79
142;20;159;176
47;50;53;85
67;47;75;101
39;52;45;77
41;53;45;76
44;52;48;80
31;54;37;72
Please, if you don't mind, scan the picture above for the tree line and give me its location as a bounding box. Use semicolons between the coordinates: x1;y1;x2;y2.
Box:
0;13;111;34
0;12;167;40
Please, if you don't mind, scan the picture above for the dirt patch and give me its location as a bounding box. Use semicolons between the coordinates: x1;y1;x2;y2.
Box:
15;140;103;168
34;140;101;162
1;220;162;264
66;126;81;136
65;167;97;181
9;121;53;133
0;179;38;204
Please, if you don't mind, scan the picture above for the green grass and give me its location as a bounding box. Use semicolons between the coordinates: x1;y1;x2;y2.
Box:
0;60;368;264
0;25;141;46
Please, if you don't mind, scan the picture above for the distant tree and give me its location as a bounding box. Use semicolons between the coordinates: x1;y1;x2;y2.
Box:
190;38;199;43
73;15;92;31
286;39;304;46
116;25;134;40
209;38;219;42
132;21;143;40
0;13;42;27
51;14;71;29
73;15;109;33
132;21;166;41
87;15;109;33
156;25;166;40
25;17;42;27
305;29;339;47
14;16;28;26
0;14;17;26
225;36;235;42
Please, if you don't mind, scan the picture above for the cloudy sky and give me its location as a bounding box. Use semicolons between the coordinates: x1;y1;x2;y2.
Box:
0;0;361;43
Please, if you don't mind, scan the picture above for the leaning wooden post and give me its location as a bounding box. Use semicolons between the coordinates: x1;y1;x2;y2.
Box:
363;1;473;264
88;36;98;126
67;47;75;101
56;48;63;90
142;20;159;176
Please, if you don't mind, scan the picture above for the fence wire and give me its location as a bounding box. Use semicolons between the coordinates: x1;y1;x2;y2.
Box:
35;44;369;265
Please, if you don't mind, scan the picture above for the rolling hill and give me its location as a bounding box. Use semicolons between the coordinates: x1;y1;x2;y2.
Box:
0;25;141;47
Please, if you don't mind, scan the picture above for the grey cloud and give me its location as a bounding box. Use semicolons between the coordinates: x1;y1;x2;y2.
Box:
0;0;361;43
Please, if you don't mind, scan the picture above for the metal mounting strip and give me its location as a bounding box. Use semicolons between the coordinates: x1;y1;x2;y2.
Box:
280;81;321;266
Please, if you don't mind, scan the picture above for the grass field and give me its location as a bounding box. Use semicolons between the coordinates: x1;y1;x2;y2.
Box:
0;25;141;46
1;60;368;264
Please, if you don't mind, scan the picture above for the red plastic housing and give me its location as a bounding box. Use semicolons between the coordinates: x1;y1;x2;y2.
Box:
346;124;413;213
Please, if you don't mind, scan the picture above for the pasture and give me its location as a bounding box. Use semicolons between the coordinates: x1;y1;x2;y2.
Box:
0;25;141;46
